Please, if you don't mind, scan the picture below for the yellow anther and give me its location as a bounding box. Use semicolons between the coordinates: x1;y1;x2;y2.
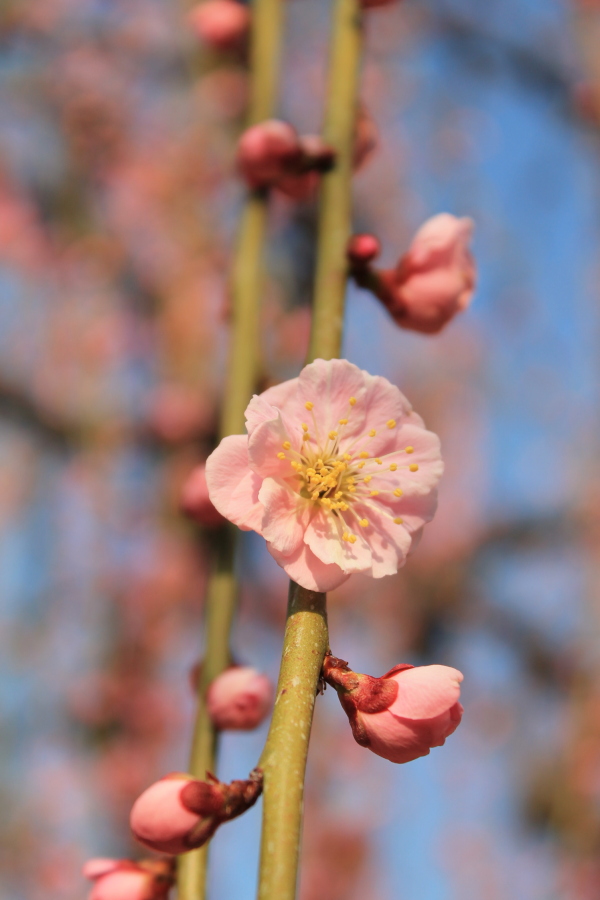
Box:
389;463;398;471
348;534;357;543
348;485;356;493
357;462;365;469
409;463;419;472
369;490;380;497
302;433;311;442
394;517;403;524
302;423;309;432
282;441;291;450
316;459;324;469
305;401;314;410
369;429;376;437
349;397;357;406
346;477;355;484
328;431;338;440
342;533;350;542
359;519;369;528
339;418;348;425
277;452;286;459
363;475;372;484
387;419;397;429
306;468;316;477
334;491;343;500
405;446;414;454
339;502;349;511
359;451;369;459
393;488;403;497
375;458;382;465
343;453;352;461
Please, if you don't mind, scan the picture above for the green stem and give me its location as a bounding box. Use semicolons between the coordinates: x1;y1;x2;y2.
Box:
177;0;284;896
257;584;329;900
308;0;363;364
257;1;363;898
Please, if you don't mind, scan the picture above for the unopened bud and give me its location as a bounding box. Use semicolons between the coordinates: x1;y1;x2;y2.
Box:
207;666;273;730
322;654;463;764
236;120;303;189
130;770;263;855
83;857;174;900
347;234;381;265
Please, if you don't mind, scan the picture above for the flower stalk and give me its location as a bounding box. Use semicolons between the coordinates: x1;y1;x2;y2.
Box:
177;0;284;896
257;0;363;896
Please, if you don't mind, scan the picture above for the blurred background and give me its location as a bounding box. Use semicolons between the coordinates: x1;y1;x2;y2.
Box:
1;0;600;897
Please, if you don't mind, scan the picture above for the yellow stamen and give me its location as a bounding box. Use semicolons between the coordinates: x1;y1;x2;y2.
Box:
393;488;403;497
394;517;403;524
302;423;309;432
409;463;419;472
328;431;338;440
389;463;397;471
305;401;314;410
369;490;379;497
369;429;376;437
348;534;357;543
339;418;348;425
375;458;382;465
359;519;369;528
349;397;357;406
363;475;372;484
359;451;369;459
282;441;291;450
405;446;414;454
357;462;365;469
302;433;311;442
387;419;396;429
277;452;286;459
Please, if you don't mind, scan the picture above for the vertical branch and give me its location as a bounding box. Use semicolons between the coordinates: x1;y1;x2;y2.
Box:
177;0;284;898
257;1;363;898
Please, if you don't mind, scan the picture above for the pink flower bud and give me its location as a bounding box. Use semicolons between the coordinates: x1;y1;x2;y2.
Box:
181;464;226;528
236;120;303;189
349;214;476;334
83;858;174;900
130;771;263;855
347;234;381;265
188;0;251;52
207;666;273;730
323;655;463;764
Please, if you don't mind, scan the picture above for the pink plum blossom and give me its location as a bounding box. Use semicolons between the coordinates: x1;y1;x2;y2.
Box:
188;0;251;52
323;655;463;763
181;463;226;528
348;214;476;334
207;665;273;730
205;358;443;592
83;858;173;900
130;771;262;855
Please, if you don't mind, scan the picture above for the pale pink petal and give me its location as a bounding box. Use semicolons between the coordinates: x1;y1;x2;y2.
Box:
258;478;313;554
205;435;263;531
296;358;369;439
344;372;413;458
247;414;297;479
350;500;412;578
130;776;199;855
304;508;372;573
245;394;280;435
90;871;150;900
83;860;121;880
360;710;439;764
267;540;350;592
388;665;463;720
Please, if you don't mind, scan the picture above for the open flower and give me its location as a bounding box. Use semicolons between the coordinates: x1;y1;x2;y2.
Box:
83;858;174;900
348;214;476;334
205;358;443;592
323;655;463;763
130;771;262;855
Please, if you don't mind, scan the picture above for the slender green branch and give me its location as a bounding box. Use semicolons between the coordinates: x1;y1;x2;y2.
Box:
257;584;329;900
257;1;363;898
177;0;285;897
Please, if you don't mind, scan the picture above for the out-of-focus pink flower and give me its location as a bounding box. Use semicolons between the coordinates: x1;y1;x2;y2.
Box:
323;655;463;763
181;463;226;528
353;105;379;170
130;771;262;855
207;666;273;730
146;384;214;443
188;0;251;52
205;358;442;592
348;214;476;334
83;858;173;900
360;0;400;7
236;121;335;194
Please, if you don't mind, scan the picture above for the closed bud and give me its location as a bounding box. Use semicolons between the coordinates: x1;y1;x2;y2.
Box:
188;0;250;52
347;234;381;265
207;666;273;730
83;858;174;900
130;770;263;855
322;655;463;764
181;464;226;528
236;120;303;189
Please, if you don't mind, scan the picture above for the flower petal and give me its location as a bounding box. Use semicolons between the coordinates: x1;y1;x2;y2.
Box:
205;435;263;532
247;412;297;479
388;665;463;720
304;508;372;573
267;540;350;592
258;478;313;555
296;358;369;439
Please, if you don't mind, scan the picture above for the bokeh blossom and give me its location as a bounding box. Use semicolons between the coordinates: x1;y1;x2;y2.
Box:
323;655;463;763
181;463;226;528
188;0;251;52
83;858;174;900
348;214;476;334
130;771;263;855
206;358;443;591
207;665;273;730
